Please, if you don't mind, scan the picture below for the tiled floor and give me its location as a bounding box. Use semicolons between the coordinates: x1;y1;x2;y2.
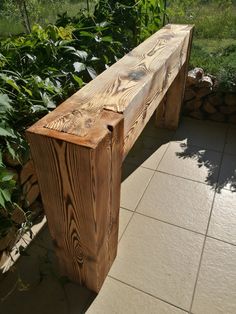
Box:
1;117;236;314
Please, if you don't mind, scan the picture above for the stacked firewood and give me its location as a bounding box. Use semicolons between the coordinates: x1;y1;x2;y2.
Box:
183;68;236;123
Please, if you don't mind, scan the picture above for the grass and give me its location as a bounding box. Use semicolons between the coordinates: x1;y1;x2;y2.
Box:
0;0;94;38
168;1;236;39
168;1;236;90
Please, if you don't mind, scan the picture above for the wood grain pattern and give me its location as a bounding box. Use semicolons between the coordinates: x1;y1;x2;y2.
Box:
35;24;193;139
26;24;194;292
27;112;123;292
156;27;194;129
123;27;193;156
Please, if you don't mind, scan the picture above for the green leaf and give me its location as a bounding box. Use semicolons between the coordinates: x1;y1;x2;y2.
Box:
1;172;14;182
0;126;16;138
73;50;88;61
0;151;3;167
0;191;5;207
31;105;48;113
0;74;21;93
72;75;84;87
101;36;113;43
73;62;86;73
7;79;20;93
0;94;13;113
91;56;99;61
41;93;56;109
1;189;11;202
6;141;16;161
80;31;95;38
22;86;32;96
87;66;97;79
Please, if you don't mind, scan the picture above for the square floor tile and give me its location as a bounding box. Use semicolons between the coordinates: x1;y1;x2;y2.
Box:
0;242;93;314
119;208;133;240
218;154;236;191
225;127;236;155
158;142;221;185
125;135;169;170
192;238;236;314
86;277;187;314
121;166;154;210
142;118;176;141
0;276;69;314
137;172;214;233
208;189;236;245
174;118;227;152
122;162;139;181
110;214;204;311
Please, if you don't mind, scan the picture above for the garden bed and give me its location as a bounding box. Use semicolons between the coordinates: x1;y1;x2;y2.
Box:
0;0;166;271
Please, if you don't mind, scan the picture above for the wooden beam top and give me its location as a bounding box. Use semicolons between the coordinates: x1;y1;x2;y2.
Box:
29;24;193;139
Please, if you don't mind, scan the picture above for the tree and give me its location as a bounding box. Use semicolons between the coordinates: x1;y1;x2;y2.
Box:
15;0;31;33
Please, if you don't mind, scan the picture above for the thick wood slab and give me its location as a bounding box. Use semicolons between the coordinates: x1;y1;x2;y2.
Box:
33;25;193;143
156;27;193;130
27;112;123;292
26;24;194;292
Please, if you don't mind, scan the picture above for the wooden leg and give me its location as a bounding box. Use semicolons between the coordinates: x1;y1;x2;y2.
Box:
27;113;123;293
155;62;188;130
155;26;193;130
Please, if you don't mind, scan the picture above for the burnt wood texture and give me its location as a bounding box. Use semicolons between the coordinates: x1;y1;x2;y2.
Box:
27;24;193;292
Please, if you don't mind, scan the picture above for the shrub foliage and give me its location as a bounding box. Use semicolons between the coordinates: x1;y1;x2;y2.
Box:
0;0;165;245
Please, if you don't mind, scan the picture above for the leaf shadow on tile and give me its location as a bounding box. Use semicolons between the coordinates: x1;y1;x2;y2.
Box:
173;119;236;192
174;143;236;192
173;142;221;188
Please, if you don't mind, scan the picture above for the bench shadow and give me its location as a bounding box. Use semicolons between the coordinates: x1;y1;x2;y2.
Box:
0;227;96;314
123;117;236;193
1;118;235;314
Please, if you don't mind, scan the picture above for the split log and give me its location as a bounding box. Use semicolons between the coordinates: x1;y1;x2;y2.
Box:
207;93;224;107
220;105;236;115
184;99;202;112
203;101;217;114
198;75;213;88
184;88;196;102
189;110;205;120
186;67;204;86
196;87;212;98
225;93;236;106
20;160;40;206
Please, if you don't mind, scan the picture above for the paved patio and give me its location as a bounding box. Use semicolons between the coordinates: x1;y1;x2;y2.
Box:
1;117;236;314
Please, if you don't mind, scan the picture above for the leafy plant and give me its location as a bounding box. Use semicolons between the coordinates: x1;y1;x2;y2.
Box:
0;0;166;249
0;21;121;243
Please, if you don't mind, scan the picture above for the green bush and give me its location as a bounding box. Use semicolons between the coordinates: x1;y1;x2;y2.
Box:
0;14;125;243
0;0;165;246
189;41;236;91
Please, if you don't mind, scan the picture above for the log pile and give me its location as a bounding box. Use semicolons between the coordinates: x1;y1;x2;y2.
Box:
3;156;40;208
183;68;236;123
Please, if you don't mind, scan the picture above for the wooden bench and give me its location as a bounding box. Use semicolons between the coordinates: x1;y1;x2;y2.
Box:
27;24;193;292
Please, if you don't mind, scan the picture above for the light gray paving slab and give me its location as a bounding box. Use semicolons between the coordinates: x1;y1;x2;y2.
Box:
110;213;204;311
